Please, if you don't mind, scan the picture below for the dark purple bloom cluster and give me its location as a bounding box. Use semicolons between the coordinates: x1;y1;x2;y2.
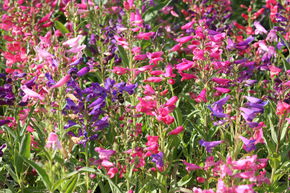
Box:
0;144;6;157
63;78;137;144
0;75;15;106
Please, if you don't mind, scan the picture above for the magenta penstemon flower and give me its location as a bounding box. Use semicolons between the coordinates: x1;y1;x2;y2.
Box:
168;126;184;135
183;160;202;172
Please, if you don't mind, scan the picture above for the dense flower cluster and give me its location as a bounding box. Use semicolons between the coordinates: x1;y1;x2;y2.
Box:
0;0;289;192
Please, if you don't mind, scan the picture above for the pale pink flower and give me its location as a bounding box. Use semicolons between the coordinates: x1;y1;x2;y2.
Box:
50;75;71;89
254;21;267;35
234;184;254;193
130;9;143;27
45;132;62;150
21;85;44;101
101;160;114;168
63;35;84;48
95;147;116;160
114;36;129;49
131;47;141;55
234;171;256;179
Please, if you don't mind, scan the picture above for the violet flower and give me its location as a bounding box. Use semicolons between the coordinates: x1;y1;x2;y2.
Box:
199;140;223;153
0;84;15;106
0;144;7;157
239;136;256;152
208;95;230;118
235;36;254;50
240;96;267;122
151;152;164;169
0;119;10;126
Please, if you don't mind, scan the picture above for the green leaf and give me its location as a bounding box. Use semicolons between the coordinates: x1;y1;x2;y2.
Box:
78;167;96;173
20;104;37;136
117;45;129;66
5;165;18;182
94;169;122;193
20;134;31;159
2;125;16;139
174;107;183;127
22;157;52;189
268;116;278;145
280;121;289;141
54;21;69;34
64;174;79;193
143;0;172;22
177;175;192;187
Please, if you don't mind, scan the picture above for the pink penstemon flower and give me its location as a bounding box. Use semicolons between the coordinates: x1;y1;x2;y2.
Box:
45;132;62;150
143;77;163;83
50;74;71;89
143;84;155;95
21;85;45;101
163;64;176;78
63;35;85;52
123;0;135;10
136;32;155;40
112;66;129;75
114;35;129;49
147;51;163;65
268;65;281;78
183;160;202;172
168;126;184;135
175;35;194;44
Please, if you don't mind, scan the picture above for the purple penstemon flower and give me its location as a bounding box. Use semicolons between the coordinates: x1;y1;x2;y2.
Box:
77;66;90;77
239;136;256;152
199;140;223;153
151;152;164;169
0;119;11;126
0;144;7;157
240;96;267;122
235;36;254;50
0;84;15;106
208;95;230;118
